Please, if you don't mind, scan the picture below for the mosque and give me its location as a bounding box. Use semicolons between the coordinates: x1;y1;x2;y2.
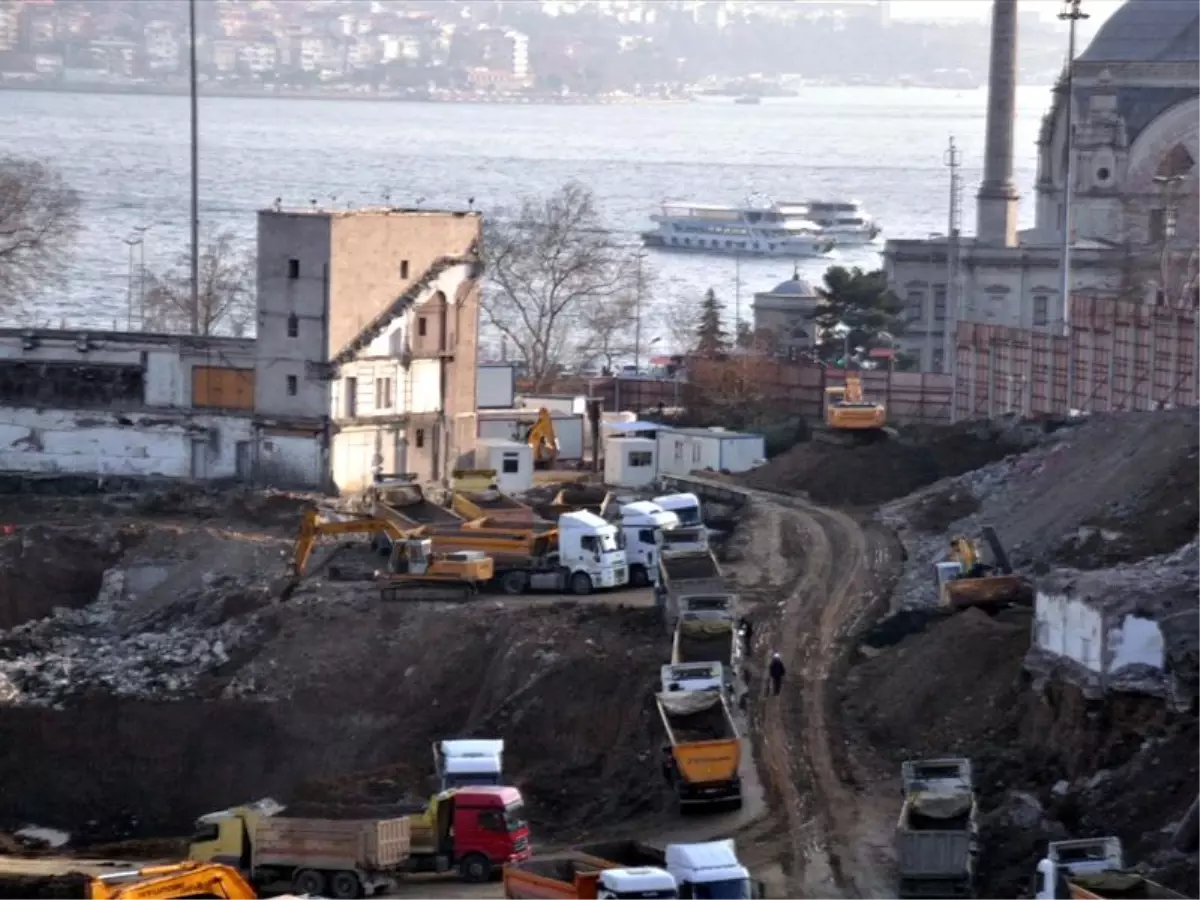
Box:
883;0;1200;373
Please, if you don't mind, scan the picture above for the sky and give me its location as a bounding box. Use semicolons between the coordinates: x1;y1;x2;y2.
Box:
887;0;1122;35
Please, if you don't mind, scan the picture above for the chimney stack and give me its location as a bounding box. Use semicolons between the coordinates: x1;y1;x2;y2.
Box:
977;0;1021;246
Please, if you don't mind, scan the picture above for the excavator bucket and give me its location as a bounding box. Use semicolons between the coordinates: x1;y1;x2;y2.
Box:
943;574;1034;611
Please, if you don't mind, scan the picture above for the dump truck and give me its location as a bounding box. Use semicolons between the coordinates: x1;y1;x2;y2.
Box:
1034;837;1187;899
0;862;257;899
895;758;978;899
656;690;742;811
661;662;726;695
502;855;677;899
402;785;532;883
656;548;736;634
575;839;759;899
189;798;410;898
671;616;739;693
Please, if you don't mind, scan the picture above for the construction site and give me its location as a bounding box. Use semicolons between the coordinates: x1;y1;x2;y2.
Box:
0;400;1194;900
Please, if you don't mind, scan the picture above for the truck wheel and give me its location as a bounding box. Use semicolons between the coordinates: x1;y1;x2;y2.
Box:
329;870;363;899
570;571;593;595
629;564;650;587
459;853;492;883
293;869;326;896
502;570;529;595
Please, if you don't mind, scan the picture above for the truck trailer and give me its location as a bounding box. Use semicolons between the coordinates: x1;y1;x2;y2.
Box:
895;758;978;899
656;691;742;812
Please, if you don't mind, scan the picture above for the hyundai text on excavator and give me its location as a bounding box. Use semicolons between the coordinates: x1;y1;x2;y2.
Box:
0;861;258;899
935;524;1034;611
820;373;889;444
287;507;493;598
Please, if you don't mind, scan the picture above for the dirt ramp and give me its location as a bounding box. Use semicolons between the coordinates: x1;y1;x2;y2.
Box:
0;873;91;899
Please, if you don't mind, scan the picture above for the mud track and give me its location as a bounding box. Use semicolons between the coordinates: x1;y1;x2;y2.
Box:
734;489;898;898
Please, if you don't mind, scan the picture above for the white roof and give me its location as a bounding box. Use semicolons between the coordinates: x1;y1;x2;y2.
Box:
559;509;612;530
477;438;529;449
666;839;742;871
439;739;504;757
621;500;667;518
653;493;701;509
602;868;677;893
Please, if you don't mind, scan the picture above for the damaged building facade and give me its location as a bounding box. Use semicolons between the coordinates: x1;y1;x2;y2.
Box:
0;207;483;490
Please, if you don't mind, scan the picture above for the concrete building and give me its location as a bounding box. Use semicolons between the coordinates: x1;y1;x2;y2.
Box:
254;206;483;493
0;207;484;491
752;270;822;357
883;0;1200;373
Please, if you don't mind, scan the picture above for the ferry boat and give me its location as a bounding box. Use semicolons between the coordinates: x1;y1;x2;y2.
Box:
799;199;882;245
640;197;836;258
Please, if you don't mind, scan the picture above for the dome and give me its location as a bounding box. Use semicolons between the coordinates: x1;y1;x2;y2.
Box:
769;273;816;296
1078;1;1199;65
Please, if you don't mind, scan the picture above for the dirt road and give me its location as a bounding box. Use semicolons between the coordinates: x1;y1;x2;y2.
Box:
727;487;900;899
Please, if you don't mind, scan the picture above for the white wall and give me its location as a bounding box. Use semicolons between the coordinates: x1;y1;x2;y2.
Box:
0;407;252;479
332;428;378;493
477;414;585;460
477;364;515;409
604;436;657;488
478;440;533;493
717;435;766;473
259;434;323;487
1034;591;1167;680
409;359;443;414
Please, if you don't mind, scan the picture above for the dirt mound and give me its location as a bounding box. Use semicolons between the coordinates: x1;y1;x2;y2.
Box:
741;422;1027;506
0;873;90;899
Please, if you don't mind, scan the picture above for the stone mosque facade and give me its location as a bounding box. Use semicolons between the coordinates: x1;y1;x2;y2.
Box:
883;0;1200;373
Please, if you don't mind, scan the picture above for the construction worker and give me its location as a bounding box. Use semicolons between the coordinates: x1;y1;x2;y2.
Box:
768;652;786;696
738;617;753;655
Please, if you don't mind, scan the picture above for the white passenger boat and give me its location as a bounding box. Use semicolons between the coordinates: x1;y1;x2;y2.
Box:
797;199;882;245
640;196;836;258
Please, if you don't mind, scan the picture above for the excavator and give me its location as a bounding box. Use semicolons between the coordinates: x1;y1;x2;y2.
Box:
524;408;560;469
286;507;494;598
53;861;257;898
821;373;889;444
935;525;1034;611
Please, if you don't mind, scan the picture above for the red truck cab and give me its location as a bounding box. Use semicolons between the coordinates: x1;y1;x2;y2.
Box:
415;785;532;882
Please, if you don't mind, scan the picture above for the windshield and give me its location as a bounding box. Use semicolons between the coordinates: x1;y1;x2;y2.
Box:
673;507;701;527
446;773;501;787
599;532;619;552
504;802;527;832
693;879;751;899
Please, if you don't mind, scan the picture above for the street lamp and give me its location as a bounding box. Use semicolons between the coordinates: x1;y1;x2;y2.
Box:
122;234;143;329
131;222;158;329
1153;174;1185;305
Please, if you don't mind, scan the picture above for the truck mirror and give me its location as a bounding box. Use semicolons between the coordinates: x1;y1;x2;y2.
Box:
754;880;767;899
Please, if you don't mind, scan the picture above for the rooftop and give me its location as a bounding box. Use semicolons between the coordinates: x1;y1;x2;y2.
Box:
1077;0;1199;65
664;426;763;440
258;203;481;220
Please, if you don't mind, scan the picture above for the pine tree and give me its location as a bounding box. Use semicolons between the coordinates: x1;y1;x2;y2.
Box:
694;288;729;357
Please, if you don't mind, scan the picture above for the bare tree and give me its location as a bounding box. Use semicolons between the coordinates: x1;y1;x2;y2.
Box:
142;227;254;335
655;291;702;355
482;181;636;390
0;155;81;310
576;291;637;373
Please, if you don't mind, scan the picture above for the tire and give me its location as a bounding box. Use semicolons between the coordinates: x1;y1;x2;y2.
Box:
329;870;363;899
502;570;529;595
629;564;650;588
570;571;593;596
293;869;326;896
459;852;491;883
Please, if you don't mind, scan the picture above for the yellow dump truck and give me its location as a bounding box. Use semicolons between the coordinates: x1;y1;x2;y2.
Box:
656;690;742;812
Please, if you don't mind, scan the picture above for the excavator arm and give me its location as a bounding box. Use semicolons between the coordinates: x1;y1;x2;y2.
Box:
525;408;560;467
89;862;257;899
291;507;410;578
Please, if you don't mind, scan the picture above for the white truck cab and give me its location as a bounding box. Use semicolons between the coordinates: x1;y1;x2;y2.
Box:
598;867;679;899
433;739;504;791
661;663;725;695
666;840;755;899
616;501;680;588
558;510;629;593
653;493;703;527
1035;837;1125;900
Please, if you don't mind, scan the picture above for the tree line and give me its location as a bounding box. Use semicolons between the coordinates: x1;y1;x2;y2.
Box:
1;160;906;372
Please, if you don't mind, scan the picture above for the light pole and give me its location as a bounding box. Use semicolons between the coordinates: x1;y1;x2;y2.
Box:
132;222;156;329
122;235;142;329
189;0;200;335
1153;174;1185;305
1058;0;1088;336
633;250;645;374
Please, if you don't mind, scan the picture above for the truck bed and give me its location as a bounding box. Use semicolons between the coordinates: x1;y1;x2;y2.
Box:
660;694;736;743
661;551;721;581
254;816;410;872
575;841;666;869
674;622;734;667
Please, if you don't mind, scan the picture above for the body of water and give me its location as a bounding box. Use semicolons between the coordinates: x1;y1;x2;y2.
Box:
1;86;1056;338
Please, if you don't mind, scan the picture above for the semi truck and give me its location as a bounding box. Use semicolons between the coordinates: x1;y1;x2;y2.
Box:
656;690;742;812
576;840;758;899
895;758;978;899
610;500;679;588
434;738;504;790
190;787;531;895
1034;837;1187;899
502;855;677;899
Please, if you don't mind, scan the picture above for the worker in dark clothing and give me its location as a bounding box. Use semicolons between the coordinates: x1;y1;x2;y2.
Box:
739;617;753;655
768;652;786;696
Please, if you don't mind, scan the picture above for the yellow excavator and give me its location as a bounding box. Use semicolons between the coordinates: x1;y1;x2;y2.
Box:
287;507;494;597
524;408;559;469
78;861;257;898
935;525;1034;611
821;373;888;444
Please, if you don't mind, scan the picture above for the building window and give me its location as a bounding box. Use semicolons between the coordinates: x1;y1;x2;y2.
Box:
1033;294;1049;326
400;260;409;279
414;428;425;449
501;452;519;474
629;451;653;467
691;443;701;463
287;258;299;279
344;376;357;417
1148;208;1165;242
932;349;945;373
286;375;297;396
674;441;683;461
906;290;924;322
933;285;947;321
418;317;427;337
376;377;393;409
286;313;298;338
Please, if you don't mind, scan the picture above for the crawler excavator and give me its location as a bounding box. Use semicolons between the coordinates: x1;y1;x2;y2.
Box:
524;408;560;469
285;507;493;599
820;373;889;444
12;861;259;899
935;525;1034;611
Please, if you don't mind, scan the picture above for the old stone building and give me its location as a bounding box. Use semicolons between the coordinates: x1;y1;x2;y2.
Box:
884;0;1200;372
751;271;822;357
